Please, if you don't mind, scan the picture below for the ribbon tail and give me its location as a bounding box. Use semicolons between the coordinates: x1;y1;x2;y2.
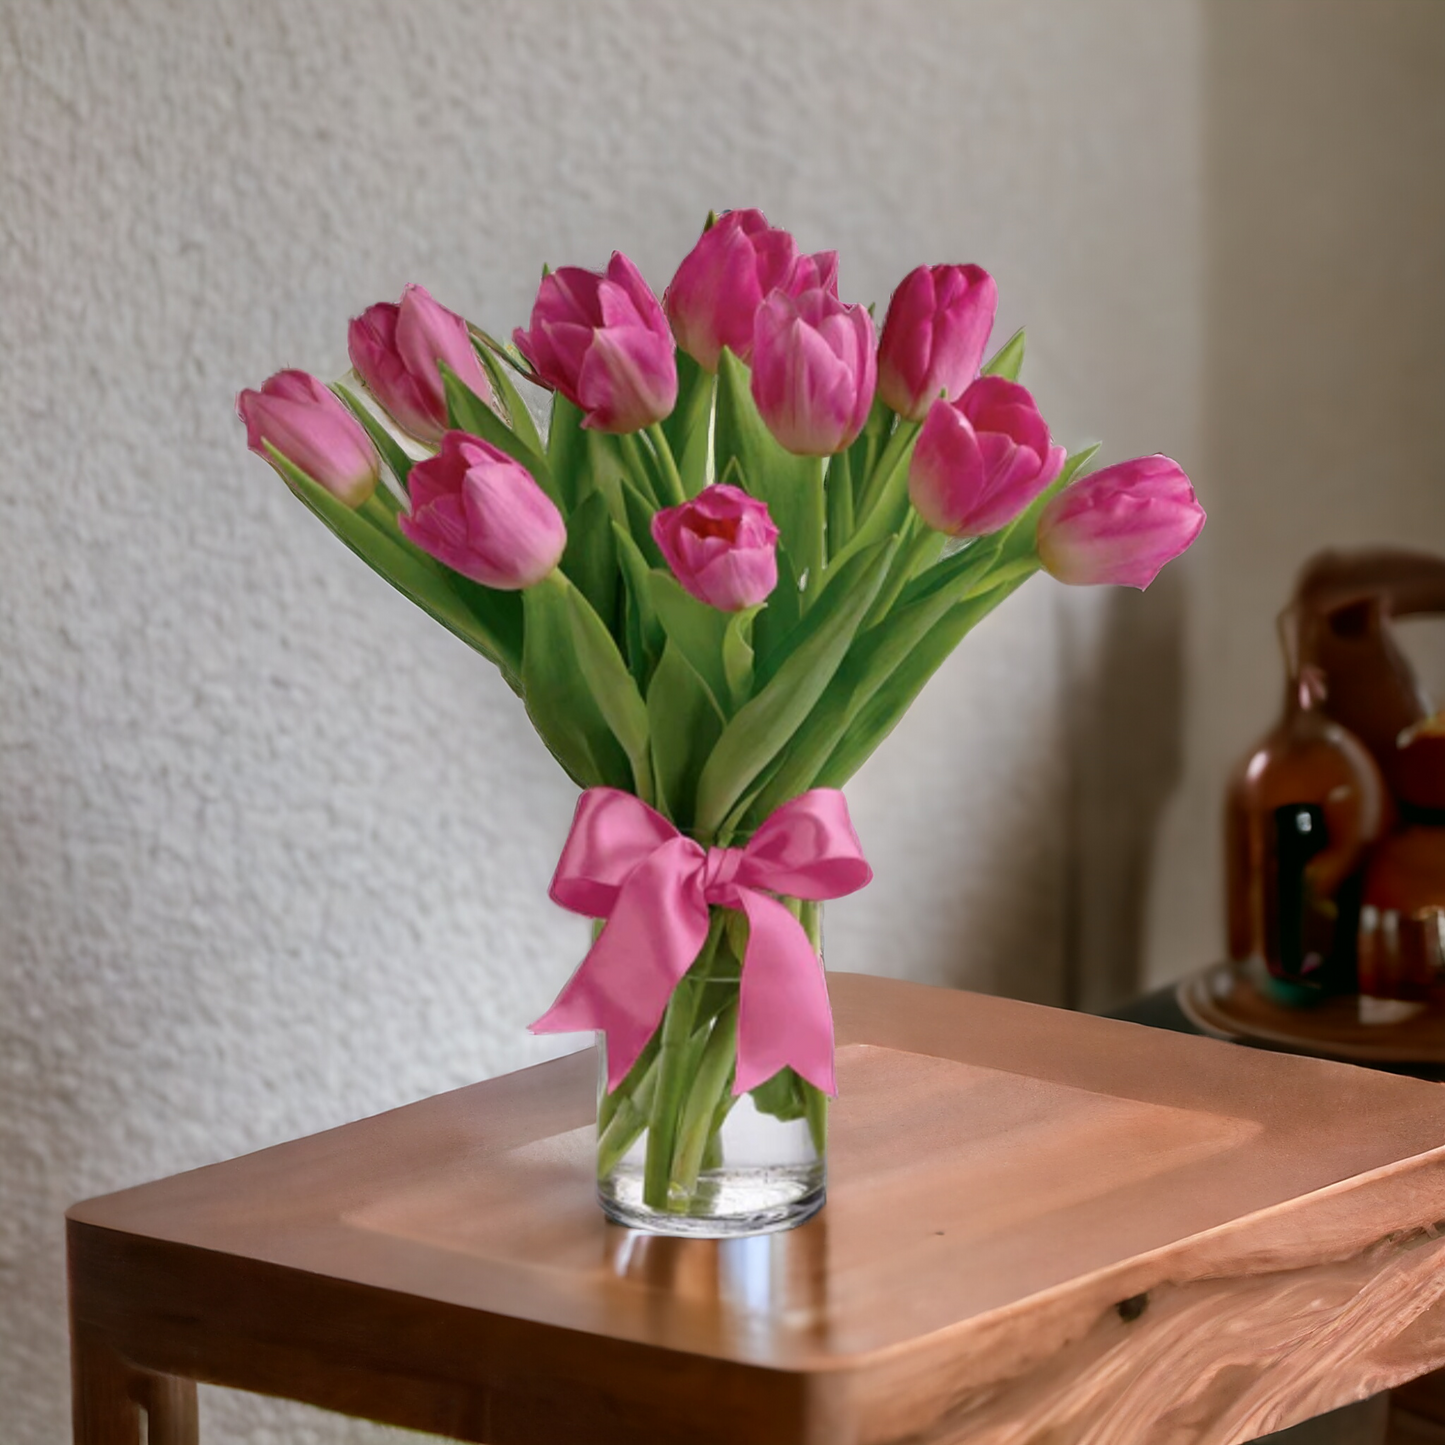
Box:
531;835;710;1091
734;890;836;1098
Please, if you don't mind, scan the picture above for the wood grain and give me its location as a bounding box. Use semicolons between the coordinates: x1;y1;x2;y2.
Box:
68;973;1445;1444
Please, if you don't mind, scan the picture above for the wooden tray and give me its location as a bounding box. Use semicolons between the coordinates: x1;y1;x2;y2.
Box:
69;972;1445;1445
1178;959;1445;1067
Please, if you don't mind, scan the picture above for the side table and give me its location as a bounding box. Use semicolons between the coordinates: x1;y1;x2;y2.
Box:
69;972;1445;1445
1110;976;1445;1443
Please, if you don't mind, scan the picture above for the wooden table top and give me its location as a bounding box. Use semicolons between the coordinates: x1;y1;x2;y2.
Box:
68;972;1445;1445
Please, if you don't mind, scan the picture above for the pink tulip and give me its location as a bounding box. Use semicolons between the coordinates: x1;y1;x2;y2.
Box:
877;264;997;421
908;376;1065;537
513;253;677;433
237;370;380;508
1037;454;1204;589
651;484;779;611
664;209;838;371
348;284;493;444
750;288;876;456
783;250;840;296
398;431;566;590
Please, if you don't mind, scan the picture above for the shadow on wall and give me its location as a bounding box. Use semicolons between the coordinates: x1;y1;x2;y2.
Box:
1066;573;1186;1014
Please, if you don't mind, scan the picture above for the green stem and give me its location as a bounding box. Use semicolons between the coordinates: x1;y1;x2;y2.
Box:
597;1055;660;1179
617;432;663;510
710;1081;739;1140
642;915;723;1210
797;455;828;611
668;1001;740;1198
855;417;919;520
822;419;921;588
862;516;940;632
360;488;403;527
645;423;688;508
826;449;855;560
804;1081;829;1157
598;1026;659;1135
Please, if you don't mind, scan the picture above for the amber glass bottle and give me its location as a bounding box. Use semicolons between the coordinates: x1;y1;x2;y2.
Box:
1225;610;1391;992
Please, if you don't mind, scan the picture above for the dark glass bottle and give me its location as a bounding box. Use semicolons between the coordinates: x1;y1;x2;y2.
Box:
1225;610;1391;993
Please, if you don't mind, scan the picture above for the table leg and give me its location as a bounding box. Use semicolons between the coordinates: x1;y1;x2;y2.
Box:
72;1333;199;1445
71;1332;140;1445
137;1373;199;1445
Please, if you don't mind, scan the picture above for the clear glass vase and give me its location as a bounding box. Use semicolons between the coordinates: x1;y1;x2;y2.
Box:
595;900;827;1237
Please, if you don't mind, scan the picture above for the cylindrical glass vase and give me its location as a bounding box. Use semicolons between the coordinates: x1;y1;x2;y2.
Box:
595;900;827;1236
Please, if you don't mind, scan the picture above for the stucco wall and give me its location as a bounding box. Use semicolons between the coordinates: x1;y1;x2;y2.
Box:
0;2;1204;1439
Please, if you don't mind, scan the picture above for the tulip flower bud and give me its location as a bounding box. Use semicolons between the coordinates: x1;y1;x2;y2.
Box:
908;377;1065;537
1037;454;1204;589
651;483;779;612
664;210;838;372
750;288;876;457
237;370;380;508
398;431;566;590
514;252;677;433
782;249;840;297
348;284;494;445
878;264;997;421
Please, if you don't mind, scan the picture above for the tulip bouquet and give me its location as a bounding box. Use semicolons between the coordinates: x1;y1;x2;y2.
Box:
240;210;1204;1234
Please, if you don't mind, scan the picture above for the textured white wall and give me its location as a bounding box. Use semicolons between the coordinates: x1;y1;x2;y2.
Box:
0;2;1201;1440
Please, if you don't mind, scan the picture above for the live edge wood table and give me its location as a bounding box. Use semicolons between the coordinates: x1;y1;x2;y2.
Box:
68;974;1445;1445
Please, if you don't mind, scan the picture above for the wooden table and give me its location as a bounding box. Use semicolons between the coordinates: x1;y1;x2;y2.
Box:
68;972;1445;1445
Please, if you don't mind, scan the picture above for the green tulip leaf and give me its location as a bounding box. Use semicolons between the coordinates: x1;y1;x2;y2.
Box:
473;340;547;460
618;468;666;568
613;523;665;689
547;393;591;514
264;444;523;688
647;640;725;829
749;1066;808;1122
817;570;1036;789
562;490;620;637
751;542;803;683
648;570;732;715
663;349;717;498
825;418;922;582
440;363;559;509
897;536;1004;611
694;538;894;838
846;395;895;512
469;326;536;379
560;576;654;805
743;544;1006;823
722;607;758;712
522;577;633;790
981;328;1026;382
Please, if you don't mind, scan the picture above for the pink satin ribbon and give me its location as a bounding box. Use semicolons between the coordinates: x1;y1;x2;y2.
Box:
531;787;872;1097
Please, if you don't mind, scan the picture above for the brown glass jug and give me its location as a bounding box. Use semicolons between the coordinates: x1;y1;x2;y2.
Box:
1226;547;1445;995
1291;548;1445;792
1226;638;1389;992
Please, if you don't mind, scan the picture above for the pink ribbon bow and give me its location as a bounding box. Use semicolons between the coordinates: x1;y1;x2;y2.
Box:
531;787;872;1097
